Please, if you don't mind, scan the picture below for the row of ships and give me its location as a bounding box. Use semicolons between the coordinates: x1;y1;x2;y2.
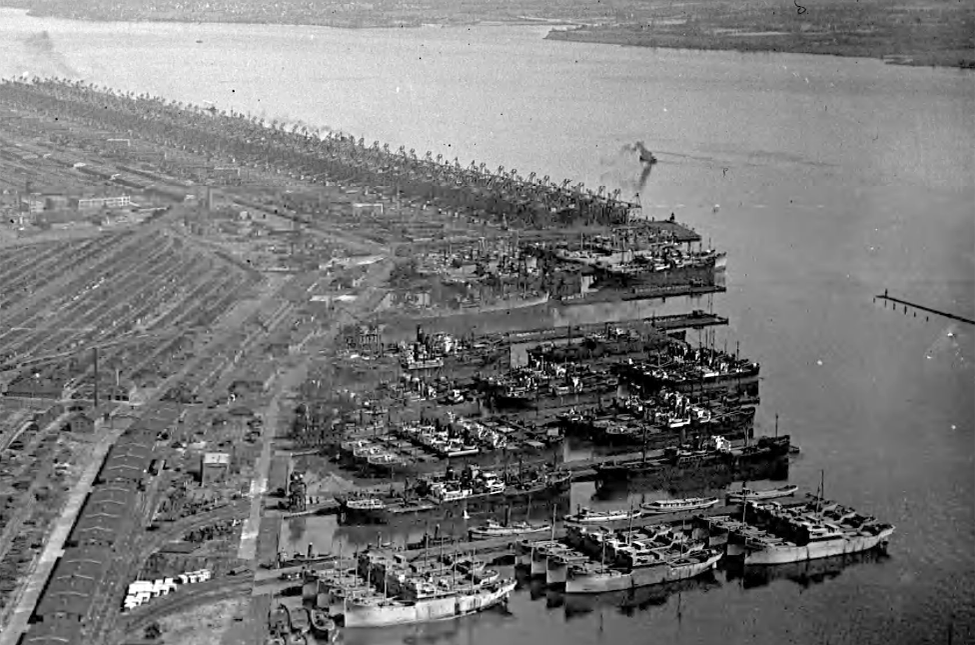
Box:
336;431;793;524
301;490;893;630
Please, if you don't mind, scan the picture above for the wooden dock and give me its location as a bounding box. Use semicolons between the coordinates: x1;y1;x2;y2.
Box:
875;291;974;325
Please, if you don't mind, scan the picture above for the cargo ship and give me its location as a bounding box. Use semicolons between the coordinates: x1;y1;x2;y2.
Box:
338;465;572;524
593;434;792;484
526;327;670;364
618;359;760;396
341;579;516;627
561;393;755;448
316;551;517;628
564;548;722;594
734;497;895;565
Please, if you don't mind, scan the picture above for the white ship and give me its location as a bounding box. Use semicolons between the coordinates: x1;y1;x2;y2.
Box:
564;549;722;594
641;496;720;514
725;484;798;504
742;521;895;565
341;579;516;628
468;519;552;540
739;499;895;565
564;507;643;524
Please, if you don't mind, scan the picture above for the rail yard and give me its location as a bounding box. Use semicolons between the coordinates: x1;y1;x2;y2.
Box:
0;77;896;645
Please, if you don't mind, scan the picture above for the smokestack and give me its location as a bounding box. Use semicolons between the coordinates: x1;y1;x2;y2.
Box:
307;542;313;559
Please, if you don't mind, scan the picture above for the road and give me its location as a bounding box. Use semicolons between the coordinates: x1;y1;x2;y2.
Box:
238;259;393;564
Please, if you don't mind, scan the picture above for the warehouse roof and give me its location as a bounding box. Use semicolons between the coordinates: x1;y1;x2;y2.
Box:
18;619;83;645
36;548;110;620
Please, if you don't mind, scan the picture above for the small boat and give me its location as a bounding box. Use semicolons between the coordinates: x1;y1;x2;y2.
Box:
563;507;643;524
725;484;798;503
473;568;500;585
311;610;339;643
641;497;720;514
468;519;552;540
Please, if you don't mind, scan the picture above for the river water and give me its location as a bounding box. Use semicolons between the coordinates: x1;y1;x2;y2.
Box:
1;9;973;644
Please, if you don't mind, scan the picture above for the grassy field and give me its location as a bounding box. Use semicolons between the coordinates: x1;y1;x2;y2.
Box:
6;0;974;68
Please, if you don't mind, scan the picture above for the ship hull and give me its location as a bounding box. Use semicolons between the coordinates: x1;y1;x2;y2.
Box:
469;526;551;540
565;553;721;594
342;581;515;628
744;529;894;566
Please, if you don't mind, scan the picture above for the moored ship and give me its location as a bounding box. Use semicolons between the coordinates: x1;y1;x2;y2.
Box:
341;579;517;627
564;506;643;524
469;518;552;540
594;434;792;483
564;548;722;594
725;484;798;504
736;498;895;565
641;496;720;514
339;465;572;524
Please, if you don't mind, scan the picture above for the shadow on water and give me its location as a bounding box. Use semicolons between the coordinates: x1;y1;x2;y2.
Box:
514;564;721;620
722;549;892;591
555;574;720;621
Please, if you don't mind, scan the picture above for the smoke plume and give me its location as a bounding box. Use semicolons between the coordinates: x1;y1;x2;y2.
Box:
599;141;658;201
22;31;78;78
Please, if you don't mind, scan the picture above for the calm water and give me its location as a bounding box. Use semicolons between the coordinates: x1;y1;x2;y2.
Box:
1;10;973;644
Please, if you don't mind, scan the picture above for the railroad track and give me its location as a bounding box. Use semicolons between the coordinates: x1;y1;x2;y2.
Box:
119;578;254;640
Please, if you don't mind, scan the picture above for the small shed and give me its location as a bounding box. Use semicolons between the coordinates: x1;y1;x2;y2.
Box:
201;452;231;485
63;412;95;435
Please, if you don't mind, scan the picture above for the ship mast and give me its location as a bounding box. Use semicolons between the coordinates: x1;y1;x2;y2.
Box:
550;503;557;541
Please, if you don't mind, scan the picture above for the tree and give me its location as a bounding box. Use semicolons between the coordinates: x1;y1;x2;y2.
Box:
145;622;163;640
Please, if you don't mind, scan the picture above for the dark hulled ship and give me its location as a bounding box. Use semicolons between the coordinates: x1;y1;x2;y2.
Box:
594;435;792;485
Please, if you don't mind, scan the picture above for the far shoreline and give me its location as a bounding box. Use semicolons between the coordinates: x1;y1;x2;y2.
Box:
4;4;973;71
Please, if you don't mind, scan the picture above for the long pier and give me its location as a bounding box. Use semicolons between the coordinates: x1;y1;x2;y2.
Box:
502;312;727;346
875;291;974;325
560;284;726;307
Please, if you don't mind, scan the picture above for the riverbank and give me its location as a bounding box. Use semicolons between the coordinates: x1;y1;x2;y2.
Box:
545;24;975;70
